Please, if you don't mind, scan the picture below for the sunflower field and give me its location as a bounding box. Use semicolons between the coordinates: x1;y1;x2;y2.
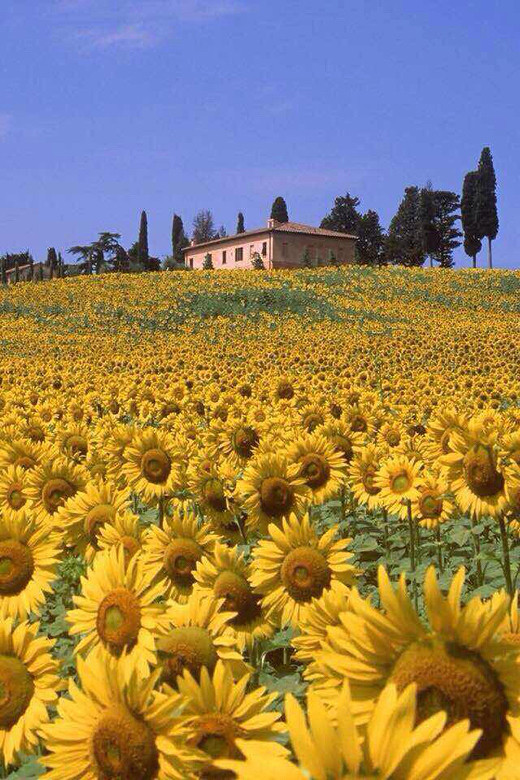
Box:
1;265;520;778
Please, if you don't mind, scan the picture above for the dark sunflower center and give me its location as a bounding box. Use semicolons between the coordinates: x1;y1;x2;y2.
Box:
391;472;412;494
281;546;331;603
463;446;505;498
231;427;259;459
190;713;242;762
0;654;34;730
302;413;323;433
63;434;88;458
7;484;26;511
42;477;76;514
213;570;262;627
157;626;218;683
92;706;159;780
96;588;141;652
140;448;171;484
27;426;45;443
0;540;34;595
419;493;443;518
85;504;116;545
299;454;330;489
362;467;380;496
13;456;36;470
350;415;367;432
390;640;509;759
260;477;294;518
334;435;353;463
163;538;203;586
203;479;227;512
277;382;294;400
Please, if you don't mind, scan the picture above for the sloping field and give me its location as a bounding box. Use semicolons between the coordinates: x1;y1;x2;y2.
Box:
0;266;520;777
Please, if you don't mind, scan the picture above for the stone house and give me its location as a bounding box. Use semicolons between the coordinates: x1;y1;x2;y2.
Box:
183;219;357;270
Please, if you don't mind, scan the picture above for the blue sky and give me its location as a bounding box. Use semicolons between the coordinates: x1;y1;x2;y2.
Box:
2;0;519;267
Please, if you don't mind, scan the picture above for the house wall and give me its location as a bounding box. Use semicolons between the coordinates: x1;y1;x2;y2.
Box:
185;235;272;270
272;233;356;268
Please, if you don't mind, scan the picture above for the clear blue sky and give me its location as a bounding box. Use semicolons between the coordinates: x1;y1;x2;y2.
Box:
2;0;519;267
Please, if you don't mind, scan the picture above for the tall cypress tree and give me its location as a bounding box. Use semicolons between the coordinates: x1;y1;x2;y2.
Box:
385;186;425;266
46;247;58;270
419;186;440;267
138;210;149;269
236;212;245;233
475;147;498;269
461;171;482;268
171;214;188;263
270;197;289;223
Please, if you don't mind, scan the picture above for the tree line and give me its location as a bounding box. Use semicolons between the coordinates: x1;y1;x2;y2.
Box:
1;146;499;280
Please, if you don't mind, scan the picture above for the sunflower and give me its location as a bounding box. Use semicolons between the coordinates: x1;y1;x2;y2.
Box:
67;546;169;674
141;509;220;603
217;682;497;780
102;422;138;480
236;453;311;535
55;421;90;461
411;471;454;529
250;514;358;627
25;456;88;527
349;444;385;510
187;462;239;541
0;439;45;472
41;651;193;780
316;565;520;765
291;588;349;666
0;513;61;620
98;509;146;561
0;466;30;521
317;419;365;466
122;428;182;504
285;432;347;504
157;589;248;685
374;454;422;519
0;618;60;768
194;542;274;650
440;419;518;519
56;477;130;560
175;661;287;776
217;418;261;469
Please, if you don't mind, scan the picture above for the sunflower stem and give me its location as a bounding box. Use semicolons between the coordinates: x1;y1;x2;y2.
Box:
435;526;443;573
498;514;513;595
382;509;389;556
470;515;484;587
407;500;417;608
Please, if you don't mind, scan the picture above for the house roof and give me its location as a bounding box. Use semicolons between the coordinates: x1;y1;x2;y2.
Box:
183;221;357;252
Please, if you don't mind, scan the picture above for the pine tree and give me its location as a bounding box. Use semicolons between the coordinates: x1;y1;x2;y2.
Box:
270;197;289;223
321;194;361;234
202;253;214;270
356;210;386;265
461;171;482;268
138;210;149;269
236;212;245;233
475;147;499;269
385;186;425;266
171;214;188;263
251;252;265;270
430;191;462;268
301;247;313;268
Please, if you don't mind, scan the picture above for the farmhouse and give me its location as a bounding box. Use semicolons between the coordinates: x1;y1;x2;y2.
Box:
183;219;357;270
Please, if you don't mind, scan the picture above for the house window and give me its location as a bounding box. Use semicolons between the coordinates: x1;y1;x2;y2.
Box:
262;242;267;256
339;247;344;261
236;247;243;262
222;251;227;265
282;242;288;257
189;258;194;268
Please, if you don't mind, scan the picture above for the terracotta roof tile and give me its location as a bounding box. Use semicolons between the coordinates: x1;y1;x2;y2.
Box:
183;221;357;252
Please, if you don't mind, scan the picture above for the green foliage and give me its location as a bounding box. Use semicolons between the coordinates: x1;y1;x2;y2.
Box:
138;210;150;269
251;252;265;270
192;210;217;244
321;193;360;234
236;212;245;234
202;253;214;270
461;171;482;267
386;186;425;266
171;214;188;263
270;196;289;224
301;247;312;268
430;190;462;268
475;146;499;242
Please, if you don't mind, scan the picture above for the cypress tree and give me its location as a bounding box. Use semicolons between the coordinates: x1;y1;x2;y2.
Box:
475;147;499;269
461;171;482;268
236;212;245;233
47;247;58;270
356;210;386;266
1;259;6;285
14;260;19;283
430;191;462;268
172;214;188;263
270;197;289;223
202;253;214;270
138;210;149;269
419;186;440;267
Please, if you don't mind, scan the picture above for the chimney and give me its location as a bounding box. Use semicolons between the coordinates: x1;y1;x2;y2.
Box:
190;239;197;246
267;218;277;229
